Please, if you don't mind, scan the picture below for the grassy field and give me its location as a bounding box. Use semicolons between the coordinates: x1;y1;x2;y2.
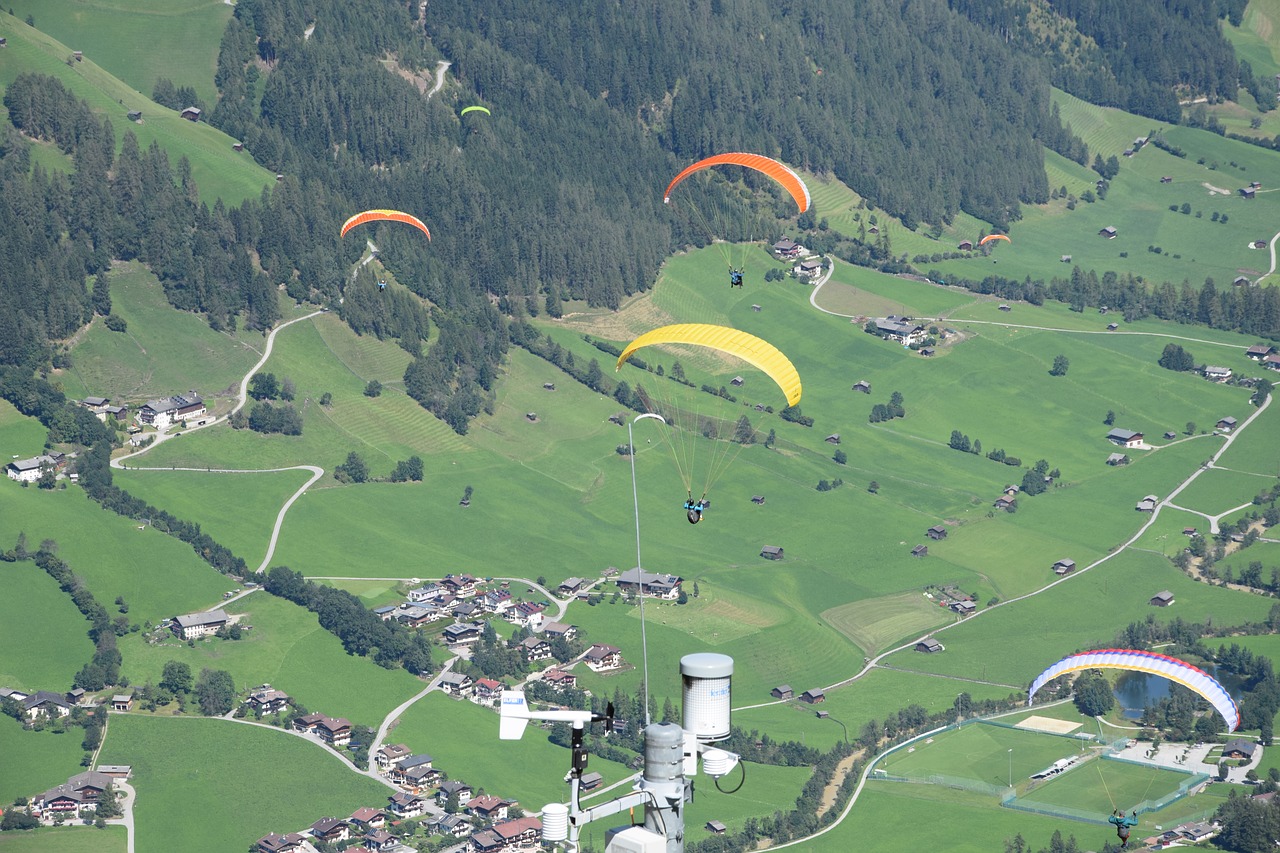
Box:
0;826;127;853
0;481;231;623
0;715;90;805
113;468;314;570
822;591;955;656
0;559;95;692
0;16;273;205
5;0;230;107
119;592;422;724
1173;467;1275;516
59;262;264;409
96;715;391;853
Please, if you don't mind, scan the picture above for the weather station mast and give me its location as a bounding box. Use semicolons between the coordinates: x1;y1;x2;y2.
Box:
498;651;740;853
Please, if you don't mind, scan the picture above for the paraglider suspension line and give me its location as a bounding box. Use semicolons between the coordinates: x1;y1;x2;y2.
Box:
628;415;656;727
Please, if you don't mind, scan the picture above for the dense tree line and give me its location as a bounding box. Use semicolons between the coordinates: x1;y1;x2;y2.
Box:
264;566;435;673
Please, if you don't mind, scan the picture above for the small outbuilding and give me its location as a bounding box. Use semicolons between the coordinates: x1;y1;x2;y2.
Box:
926;525;947;540
771;685;793;700
957;240;973;251
800;689;825;704
852;380;871;394
1150;590;1174;607
543;382;556;391
180;106;202;122
750;495;766;505
1217;416;1238;431
1052;559;1076;575
1099;226;1118;239
915;638;944;653
127;110;142;122
1107;323;1119;331
1136;495;1158;512
706;821;727;835
1106;453;1129;466
730;376;744;387
825;434;841;445
760;545;784;561
911;545;928;558
1164;431;1177;439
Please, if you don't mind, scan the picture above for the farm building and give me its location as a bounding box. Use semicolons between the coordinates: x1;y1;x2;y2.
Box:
180;106;202;121
616;568;682;599
1150;590;1174;607
926;525;947;540
1099;226;1117;238
171;609;228;640
1052;559;1076;575
1217;417;1238;431
910;545;928;558
915;638;944;653
1240;187;1256;199
771;685;793;700
1106;428;1143;447
1164;431;1177;439
1136;495;1158;512
1247;345;1275;359
1233;276;1252;287
951;600;976;615
852;380;871;394
761;545;784;560
137;392;205;429
730;376;744;387
750;495;766;505
1106;453;1129;466
957;240;973;250
707;821;728;834
1203;366;1231;382
127;110;142;121
6;453;65;483
993;496;1016;512
1223;740;1257;759
1107;323;1119;331
825;434;841;445
800;689;825;704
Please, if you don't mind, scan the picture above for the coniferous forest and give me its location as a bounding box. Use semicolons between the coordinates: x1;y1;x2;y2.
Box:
0;0;1275;434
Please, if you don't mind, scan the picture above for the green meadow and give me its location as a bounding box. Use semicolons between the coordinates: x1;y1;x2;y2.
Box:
0;715;89;805
877;722;1087;791
0;559;94;691
97;715;392;853
119;592;422;724
0;826;126;853
113;468;314;570
0;17;273;205
60;263;264;408
1173;467;1274;516
6;0;231;107
0;482;230;623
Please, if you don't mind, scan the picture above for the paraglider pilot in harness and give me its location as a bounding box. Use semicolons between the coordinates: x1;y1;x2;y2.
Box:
1108;810;1138;849
684;495;708;524
729;268;744;288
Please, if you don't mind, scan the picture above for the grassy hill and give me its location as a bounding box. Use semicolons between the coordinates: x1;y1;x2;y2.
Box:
0;14;273;205
4;0;230;107
59;262;265;409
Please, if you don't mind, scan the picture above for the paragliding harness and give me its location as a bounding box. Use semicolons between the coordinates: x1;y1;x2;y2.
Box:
729;268;744;288
684;494;709;524
378;280;387;291
1108;811;1138;848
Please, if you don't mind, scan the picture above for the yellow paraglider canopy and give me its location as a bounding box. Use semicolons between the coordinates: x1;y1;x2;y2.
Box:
616;324;802;407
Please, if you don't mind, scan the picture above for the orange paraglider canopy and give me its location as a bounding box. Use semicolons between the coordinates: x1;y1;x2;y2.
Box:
340;210;432;240
978;234;1011;246
664;153;811;213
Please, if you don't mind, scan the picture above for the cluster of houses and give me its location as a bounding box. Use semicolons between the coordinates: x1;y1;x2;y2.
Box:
373;574;556;635
5;451;67;483
293;712;352;746
1246;343;1280;372
770;684;827;704
0;685;128;721
76;395;128;422
251;744;545;853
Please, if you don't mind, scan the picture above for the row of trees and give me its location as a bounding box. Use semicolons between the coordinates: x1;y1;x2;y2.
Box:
264;566;435;674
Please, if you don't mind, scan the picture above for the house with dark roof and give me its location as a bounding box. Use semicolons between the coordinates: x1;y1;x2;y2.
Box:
760;545;784;560
437;780;474;806
1106;428;1143;448
364;828;399;851
616;568;683;599
852;380;871;394
1217;416;1238;431
993;496;1017;512
1150;590;1174;607
584;644;624;671
257;832;307;853
1247;344;1275;360
137;392;205;429
387;791;427;817
772;238;803;258
1052;559;1076;576
916;638;944;653
544;669;577;688
927;526;948;541
1223;740;1257;759
315;716;352;745
542;621;578;641
246;685;290;714
22;690;72;720
1106;453;1129;466
442;621;485;646
438;672;474;696
375;743;412;772
771;685;793;700
171;608;228;640
1136;495;1158;512
1099;226;1117;238
518;636;553;662
871;316;926;345
310;817;350;843
800;688;825;704
751;494;766;504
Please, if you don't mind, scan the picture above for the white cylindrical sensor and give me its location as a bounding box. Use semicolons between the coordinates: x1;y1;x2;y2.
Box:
681;652;733;742
542;802;569;842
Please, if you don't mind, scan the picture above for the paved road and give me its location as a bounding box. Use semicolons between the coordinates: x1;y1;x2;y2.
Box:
367;658;458;772
426;61;450;99
104;780;136;853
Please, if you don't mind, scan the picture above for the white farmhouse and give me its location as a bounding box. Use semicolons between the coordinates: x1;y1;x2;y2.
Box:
137;392;205;429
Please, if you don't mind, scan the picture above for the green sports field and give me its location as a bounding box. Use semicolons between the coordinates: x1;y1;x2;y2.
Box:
878;722;1088;792
1017;757;1190;815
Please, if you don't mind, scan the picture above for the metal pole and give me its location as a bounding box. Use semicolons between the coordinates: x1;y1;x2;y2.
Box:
628;414;664;726
641;723;687;853
1008;748;1013;788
